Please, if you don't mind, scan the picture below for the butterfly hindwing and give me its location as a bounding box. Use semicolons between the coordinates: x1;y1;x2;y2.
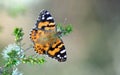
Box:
30;10;67;62
47;38;67;62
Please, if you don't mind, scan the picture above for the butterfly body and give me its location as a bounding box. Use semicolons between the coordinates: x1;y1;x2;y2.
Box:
30;10;67;62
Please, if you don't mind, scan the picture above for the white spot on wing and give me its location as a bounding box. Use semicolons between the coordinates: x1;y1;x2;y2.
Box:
57;54;60;57
46;12;50;15
42;15;45;20
42;17;45;20
64;55;67;58
47;17;53;20
60;50;66;54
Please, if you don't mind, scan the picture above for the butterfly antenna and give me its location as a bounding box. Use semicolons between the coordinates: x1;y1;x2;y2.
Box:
63;18;67;25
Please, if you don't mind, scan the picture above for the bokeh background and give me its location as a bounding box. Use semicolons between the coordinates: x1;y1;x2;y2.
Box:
0;0;120;75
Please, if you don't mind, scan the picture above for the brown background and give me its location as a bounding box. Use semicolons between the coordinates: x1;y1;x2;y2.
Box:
0;0;120;75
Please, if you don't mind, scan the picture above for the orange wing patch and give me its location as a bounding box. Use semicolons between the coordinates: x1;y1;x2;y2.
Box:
30;29;44;43
48;38;64;56
34;43;49;54
30;28;58;55
38;21;55;31
38;21;49;29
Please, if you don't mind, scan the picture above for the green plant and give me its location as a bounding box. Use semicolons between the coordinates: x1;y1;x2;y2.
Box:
1;28;46;75
57;24;72;37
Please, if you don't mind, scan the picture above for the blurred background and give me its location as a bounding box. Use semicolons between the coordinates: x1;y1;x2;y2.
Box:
0;0;120;75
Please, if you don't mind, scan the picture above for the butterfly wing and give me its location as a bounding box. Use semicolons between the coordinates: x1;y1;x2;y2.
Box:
30;10;67;62
47;38;67;62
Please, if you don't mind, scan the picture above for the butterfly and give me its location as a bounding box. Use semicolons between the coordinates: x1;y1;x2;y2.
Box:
30;9;67;62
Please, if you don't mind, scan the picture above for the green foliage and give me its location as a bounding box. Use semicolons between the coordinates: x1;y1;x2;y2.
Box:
64;25;73;33
2;68;12;75
57;24;72;37
1;43;24;75
13;28;24;42
7;50;18;58
22;57;46;64
4;50;21;68
1;27;46;75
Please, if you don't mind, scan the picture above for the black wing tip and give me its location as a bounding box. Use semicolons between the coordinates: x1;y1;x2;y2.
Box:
39;9;50;16
57;58;67;62
38;9;54;22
